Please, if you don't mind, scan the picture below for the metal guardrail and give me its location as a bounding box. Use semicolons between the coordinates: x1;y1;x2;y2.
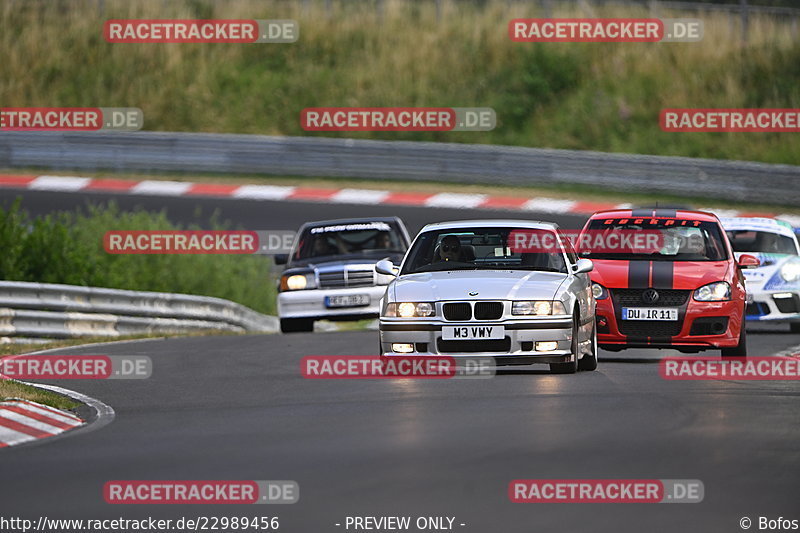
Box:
0;131;798;205
0;281;278;339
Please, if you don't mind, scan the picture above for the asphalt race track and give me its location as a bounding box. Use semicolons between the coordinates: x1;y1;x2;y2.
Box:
1;188;799;532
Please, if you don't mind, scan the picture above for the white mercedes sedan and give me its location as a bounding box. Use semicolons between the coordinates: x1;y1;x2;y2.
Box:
376;220;598;374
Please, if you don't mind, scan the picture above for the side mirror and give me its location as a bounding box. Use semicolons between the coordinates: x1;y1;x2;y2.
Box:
375;259;397;277
573;258;594;274
274;254;288;265
738;254;760;269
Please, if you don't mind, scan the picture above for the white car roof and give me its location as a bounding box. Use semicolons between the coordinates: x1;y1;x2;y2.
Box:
419;219;559;232
720;217;796;239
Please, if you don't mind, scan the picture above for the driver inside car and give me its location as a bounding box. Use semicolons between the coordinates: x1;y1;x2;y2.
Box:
436;235;464;262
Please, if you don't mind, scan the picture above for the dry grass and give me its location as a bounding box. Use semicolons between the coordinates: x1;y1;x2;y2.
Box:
0;0;797;164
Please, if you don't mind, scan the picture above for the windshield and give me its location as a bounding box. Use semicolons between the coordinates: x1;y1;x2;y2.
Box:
400;227;568;275
725;230;798;255
579;218;729;261
293;221;405;261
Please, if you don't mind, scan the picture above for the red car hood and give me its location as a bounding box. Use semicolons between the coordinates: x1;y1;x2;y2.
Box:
589;259;732;290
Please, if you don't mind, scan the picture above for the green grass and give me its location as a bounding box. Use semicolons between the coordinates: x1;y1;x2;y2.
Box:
0;379;79;410
1;0;798;164
0;200;277;315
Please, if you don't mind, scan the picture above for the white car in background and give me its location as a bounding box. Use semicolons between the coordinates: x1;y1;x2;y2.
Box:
276;217;411;333
721;217;800;333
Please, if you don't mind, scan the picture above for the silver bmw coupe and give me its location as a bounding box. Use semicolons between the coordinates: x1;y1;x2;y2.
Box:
377;220;598;373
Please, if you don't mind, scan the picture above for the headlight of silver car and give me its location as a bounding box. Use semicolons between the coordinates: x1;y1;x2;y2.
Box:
383;302;436;318
280;273;316;291
780;259;800;282
511;300;567;315
693;281;731;302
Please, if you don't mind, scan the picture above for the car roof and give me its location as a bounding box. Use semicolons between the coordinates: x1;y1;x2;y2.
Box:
720;217;797;239
418;219;559;232
587;208;720;222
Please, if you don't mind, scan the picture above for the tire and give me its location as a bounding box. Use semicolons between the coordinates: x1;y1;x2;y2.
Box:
721;326;747;358
550;314;579;374
578;321;599;371
790;322;800;334
280;318;314;333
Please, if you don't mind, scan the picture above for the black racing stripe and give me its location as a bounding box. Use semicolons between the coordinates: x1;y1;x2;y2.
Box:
654;208;677;218
628;260;651;289
651;261;674;289
631;209;653;217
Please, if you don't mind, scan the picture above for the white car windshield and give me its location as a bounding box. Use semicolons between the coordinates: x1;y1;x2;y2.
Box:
726;230;798;255
401;227;568;275
294;222;405;260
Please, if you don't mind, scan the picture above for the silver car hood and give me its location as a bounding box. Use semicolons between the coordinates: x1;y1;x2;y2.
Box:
390;270;568;302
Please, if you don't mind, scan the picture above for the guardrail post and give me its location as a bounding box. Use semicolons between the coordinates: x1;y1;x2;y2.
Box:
648;1;659;18
740;0;749;43
542;0;552;18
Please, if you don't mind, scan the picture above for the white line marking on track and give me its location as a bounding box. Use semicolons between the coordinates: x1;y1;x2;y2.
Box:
0;425;36;446
0;409;61;434
424;193;487;209
131;180;193;196
522;198;577;213
5;401;82;426
330;189;390;204
232;185;296;200
29;176;91;191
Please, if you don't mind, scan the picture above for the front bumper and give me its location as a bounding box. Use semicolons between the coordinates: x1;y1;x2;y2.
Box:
745;290;800;323
594;297;742;351
379;316;574;362
278;285;388;320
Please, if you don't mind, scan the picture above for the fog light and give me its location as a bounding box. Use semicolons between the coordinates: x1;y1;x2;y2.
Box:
773;293;793;299
535;341;558;352
392;343;414;353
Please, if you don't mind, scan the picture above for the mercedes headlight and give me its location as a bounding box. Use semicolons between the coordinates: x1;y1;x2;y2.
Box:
280;273;315;291
512;300;567;315
384;302;435;318
591;283;608;300
780;259;800;282
693;282;731;302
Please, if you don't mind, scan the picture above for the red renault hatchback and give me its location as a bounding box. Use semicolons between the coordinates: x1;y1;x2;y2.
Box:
578;208;759;357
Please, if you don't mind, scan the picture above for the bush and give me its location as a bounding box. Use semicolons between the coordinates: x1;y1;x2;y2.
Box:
0;200;276;315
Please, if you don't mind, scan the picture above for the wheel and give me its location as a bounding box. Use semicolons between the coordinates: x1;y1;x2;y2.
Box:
578;321;598;371
550;313;579;374
280;318;314;333
790;322;800;334
721;326;747;358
